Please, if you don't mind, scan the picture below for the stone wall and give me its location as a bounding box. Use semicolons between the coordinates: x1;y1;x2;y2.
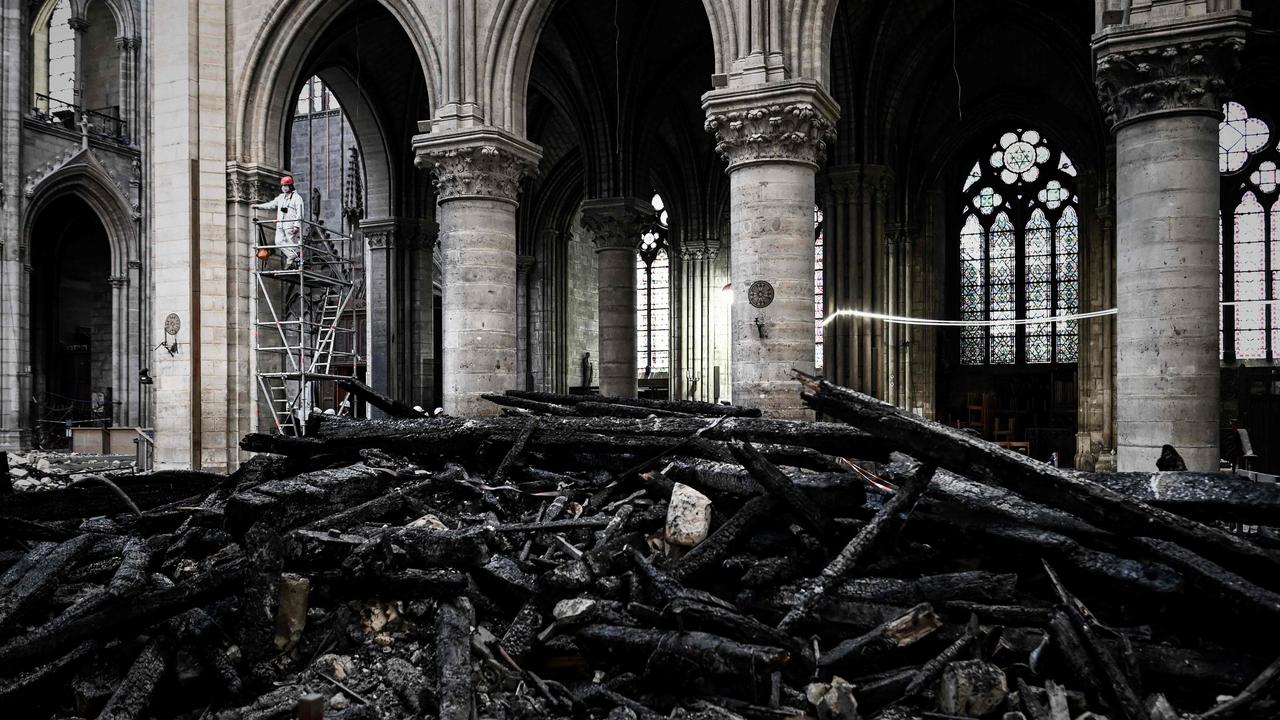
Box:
565;210;599;390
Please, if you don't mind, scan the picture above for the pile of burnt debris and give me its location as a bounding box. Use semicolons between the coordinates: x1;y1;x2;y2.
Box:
2;375;1279;720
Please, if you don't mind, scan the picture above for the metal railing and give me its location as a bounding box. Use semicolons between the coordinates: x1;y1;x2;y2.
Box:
31;94;129;143
253;218;365;435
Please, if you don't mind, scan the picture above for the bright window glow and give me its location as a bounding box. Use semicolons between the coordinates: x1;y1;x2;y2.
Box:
637;194;670;378
1219;102;1280;361
960;129;1079;365
47;1;75;104
815;206;825;370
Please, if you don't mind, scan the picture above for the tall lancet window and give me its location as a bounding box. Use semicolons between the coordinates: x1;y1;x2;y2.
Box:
1219;101;1280;361
959;129;1079;365
637;193;671;378
815;206;825;370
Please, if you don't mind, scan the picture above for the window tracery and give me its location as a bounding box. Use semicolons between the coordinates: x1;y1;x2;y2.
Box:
637;194;670;378
1219;101;1280;361
959;129;1079;365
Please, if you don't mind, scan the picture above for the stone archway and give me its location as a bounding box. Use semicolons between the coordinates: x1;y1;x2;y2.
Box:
25;192;133;447
231;0;437;426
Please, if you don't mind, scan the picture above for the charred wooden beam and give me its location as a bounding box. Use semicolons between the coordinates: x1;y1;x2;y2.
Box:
798;375;1280;584
336;376;427;418
777;455;935;632
437;597;475;720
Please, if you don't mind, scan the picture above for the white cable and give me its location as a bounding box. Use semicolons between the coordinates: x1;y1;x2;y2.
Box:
822;308;1116;328
823;299;1280;328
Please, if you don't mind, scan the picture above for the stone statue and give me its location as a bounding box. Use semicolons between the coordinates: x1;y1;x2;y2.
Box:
253;175;305;266
581;352;594;388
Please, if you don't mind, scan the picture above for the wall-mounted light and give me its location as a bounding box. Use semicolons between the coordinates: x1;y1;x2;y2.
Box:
138;368;153;385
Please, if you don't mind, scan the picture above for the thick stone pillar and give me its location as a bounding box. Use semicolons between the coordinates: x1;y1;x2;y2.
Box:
1094;14;1247;471
704;81;838;418
0;0;28;449
581;198;654;399
413;129;540;417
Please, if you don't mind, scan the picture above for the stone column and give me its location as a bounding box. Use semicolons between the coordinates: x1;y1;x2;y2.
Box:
704;81;838;418
0;0;26;449
1094;14;1247;471
581;197;654;399
409;229;437;409
68;14;87;115
115;36;138;142
413;129;540;417
361;219;400;414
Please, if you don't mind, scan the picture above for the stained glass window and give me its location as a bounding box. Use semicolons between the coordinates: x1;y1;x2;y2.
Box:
959;129;1078;365
637;194;671;378
1219;102;1280;362
815;207;825;370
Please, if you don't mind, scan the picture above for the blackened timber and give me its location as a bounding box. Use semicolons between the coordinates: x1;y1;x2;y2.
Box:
492;419;538;486
1091;472;1280;525
572;401;694;418
225;464;393;536
0;640;98;703
304;414;882;460
96;635;170;720
777;456;935;632
832;572;1018;606
574;625;790;677
0;471;222;520
901;616;980;699
437;597;474;720
335;376;426;418
671;495;777;581
1133;537;1280;622
482;393;576;416
107;537;155;597
0;534;94;632
819;603;943;667
730;440;834;540
0;555;245;670
1200;651;1280;719
504;389;762;417
798;376;1280;583
1044;563;1150;720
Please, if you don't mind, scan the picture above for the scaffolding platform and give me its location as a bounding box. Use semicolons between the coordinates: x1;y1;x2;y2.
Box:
253;218;363;435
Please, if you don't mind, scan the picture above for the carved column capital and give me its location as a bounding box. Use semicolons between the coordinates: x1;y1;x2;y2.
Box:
361;218;427;251
108;275;128;289
226;162;285;205
412;128;541;204
66;15;88;32
1093;14;1248;130
703;80;839;171
581;197;655;253
677;237;721;261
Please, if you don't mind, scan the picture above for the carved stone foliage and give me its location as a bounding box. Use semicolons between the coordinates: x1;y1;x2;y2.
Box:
581;199;654;253
677;237;721;261
705;103;835;169
226;165;280;205
417;145;537;203
1096;38;1242;129
362;219;426;251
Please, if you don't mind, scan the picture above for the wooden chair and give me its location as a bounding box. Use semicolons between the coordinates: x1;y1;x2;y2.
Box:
992;416;1017;443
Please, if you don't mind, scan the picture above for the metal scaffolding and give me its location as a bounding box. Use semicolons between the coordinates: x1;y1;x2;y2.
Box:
254;219;363;435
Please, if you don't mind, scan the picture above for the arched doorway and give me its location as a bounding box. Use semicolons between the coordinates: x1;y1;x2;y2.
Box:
28;195;115;447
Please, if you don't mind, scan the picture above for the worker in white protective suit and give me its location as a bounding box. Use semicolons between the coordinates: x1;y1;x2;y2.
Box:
253;175;306;266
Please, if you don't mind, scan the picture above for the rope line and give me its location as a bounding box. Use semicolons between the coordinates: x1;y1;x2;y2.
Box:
822;299;1280;328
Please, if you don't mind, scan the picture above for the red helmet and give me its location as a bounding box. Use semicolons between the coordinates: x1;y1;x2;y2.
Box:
280;176;295;187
